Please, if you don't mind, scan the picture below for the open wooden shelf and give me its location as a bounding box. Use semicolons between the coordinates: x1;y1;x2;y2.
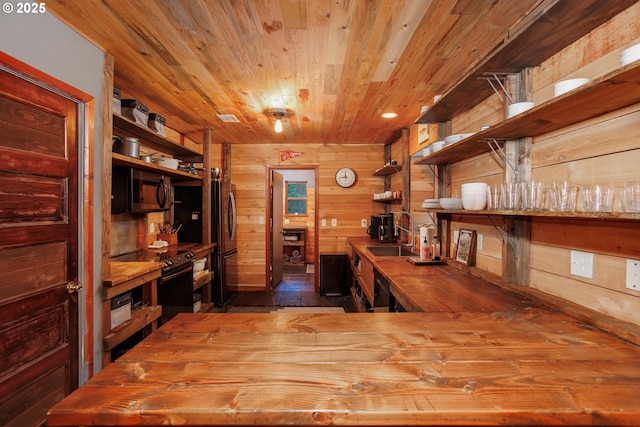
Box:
113;113;202;160
415;0;637;124
373;164;402;176
103;305;162;352
112;152;202;181
424;208;640;222
415;62;640;165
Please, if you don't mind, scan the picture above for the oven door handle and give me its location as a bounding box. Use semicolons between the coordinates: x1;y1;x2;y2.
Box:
162;262;193;282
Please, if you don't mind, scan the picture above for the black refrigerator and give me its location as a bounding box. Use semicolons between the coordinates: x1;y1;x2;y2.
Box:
174;180;237;307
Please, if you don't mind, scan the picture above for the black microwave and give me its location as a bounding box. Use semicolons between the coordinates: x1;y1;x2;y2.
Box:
112;167;170;214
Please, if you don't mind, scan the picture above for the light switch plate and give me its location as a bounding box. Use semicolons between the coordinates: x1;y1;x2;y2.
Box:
321;219;327;227
331;218;337;227
626;259;640;291
570;250;594;279
361;219;367;227
477;234;483;251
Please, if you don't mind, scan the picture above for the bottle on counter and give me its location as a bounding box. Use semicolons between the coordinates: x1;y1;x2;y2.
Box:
431;235;441;261
420;236;431;260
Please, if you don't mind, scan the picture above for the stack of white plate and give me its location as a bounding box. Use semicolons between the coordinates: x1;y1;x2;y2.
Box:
431;141;445;152
444;133;475;146
621;43;640;66
461;183;488;210
553;78;589;97
439;197;463;210
422;198;441;209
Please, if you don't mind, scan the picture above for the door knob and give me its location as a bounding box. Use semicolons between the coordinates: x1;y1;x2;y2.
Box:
66;281;83;294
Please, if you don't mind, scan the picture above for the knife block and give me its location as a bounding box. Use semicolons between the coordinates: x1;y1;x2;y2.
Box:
157;233;178;246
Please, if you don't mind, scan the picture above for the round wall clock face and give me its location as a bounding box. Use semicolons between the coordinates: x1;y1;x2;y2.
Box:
335;167;357;188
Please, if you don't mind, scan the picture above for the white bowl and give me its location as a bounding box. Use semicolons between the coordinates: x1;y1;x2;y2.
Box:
432;141;445;152
462;194;487;210
507;102;535;118
553;78;589;97
621;43;640;66
155;157;180;169
461;182;488;191
439;198;463;210
422;147;432;157
193;258;206;272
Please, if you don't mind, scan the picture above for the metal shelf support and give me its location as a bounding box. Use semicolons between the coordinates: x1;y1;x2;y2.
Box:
478;72;519;105
485;138;519;176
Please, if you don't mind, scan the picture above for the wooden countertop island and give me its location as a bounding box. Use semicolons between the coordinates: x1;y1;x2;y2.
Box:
48;309;640;426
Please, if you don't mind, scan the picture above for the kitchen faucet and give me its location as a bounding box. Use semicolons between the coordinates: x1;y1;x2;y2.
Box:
394;211;416;249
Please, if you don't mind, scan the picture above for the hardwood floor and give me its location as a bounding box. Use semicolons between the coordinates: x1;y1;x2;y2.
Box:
212;264;356;313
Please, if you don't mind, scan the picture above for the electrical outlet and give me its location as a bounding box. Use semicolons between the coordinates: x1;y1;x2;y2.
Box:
453;230;459;243
284;218;290;224
331;218;337;227
477;233;483;251
626;259;640;291
570;250;594;279
259;216;265;225
149;222;154;233
361;219;367;227
321;219;326;227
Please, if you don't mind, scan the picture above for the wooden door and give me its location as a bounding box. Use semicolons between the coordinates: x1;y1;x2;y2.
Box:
271;171;284;288
0;66;80;426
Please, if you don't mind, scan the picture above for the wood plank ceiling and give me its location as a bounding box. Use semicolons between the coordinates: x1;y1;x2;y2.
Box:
46;0;542;145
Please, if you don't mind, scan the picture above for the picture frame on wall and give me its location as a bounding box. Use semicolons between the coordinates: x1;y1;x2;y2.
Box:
455;229;476;266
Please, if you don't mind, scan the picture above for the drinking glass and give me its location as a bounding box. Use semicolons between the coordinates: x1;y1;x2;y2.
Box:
487;184;503;210
520;181;544;211
620;182;640;212
582;185;614;212
549;181;577;212
502;182;521;210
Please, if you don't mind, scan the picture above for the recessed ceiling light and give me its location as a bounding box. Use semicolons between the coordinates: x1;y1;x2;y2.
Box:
381;112;398;119
216;114;240;123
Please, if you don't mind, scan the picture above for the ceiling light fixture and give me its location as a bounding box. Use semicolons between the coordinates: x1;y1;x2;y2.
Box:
273;111;285;133
381;112;398;119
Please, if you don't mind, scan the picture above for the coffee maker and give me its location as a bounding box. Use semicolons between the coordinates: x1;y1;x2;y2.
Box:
367;215;383;239
378;213;395;243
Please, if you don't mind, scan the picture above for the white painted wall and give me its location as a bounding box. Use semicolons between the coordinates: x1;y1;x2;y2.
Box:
0;2;106;380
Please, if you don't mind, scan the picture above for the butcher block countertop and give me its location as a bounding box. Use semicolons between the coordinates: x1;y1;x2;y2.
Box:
47;239;640;426
48;312;640;425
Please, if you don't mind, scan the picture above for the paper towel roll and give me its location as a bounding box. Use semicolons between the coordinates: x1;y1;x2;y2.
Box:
420;227;429;241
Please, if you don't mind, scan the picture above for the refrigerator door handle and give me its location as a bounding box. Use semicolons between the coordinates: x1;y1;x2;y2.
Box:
223;249;237;259
228;191;237;241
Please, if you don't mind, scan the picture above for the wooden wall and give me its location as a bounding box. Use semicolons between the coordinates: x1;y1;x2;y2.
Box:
227;143;384;291
417;4;640;326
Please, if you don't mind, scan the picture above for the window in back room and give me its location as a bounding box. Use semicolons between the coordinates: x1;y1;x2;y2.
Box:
286;181;307;215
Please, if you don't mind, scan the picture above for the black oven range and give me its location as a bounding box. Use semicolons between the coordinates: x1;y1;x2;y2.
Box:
111;248;197;322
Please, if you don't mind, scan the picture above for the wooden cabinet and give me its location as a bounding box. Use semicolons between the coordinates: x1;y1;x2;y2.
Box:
283;227;305;266
102;262;162;366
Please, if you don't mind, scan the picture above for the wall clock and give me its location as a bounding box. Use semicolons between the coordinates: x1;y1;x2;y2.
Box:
335;167;357;188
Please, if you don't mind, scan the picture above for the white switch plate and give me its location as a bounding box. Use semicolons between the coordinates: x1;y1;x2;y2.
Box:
321;219;327;227
331;218;337;227
361;219;367;227
626;259;640;291
453;230;459;243
570;250;594;279
149;222;154;233
259;216;265;225
477;233;483;251
284;218;290;224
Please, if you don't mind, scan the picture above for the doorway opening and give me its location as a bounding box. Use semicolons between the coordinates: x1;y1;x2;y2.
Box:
267;166;319;294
